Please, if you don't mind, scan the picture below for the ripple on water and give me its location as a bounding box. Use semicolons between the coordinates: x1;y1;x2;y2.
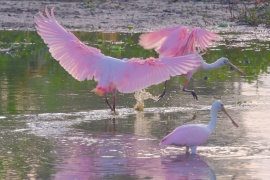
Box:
11;106;199;137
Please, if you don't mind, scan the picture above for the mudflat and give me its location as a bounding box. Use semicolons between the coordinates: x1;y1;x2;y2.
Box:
0;0;254;33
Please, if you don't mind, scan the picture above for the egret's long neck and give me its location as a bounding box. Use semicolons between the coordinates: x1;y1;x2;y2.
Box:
207;106;219;133
201;60;224;70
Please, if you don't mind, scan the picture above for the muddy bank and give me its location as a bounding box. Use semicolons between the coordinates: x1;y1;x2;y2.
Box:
0;0;257;33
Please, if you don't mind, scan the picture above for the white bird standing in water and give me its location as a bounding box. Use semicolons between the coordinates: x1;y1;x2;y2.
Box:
160;100;239;154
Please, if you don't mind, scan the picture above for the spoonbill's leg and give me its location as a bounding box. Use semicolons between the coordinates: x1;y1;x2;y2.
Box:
191;146;197;154
182;79;198;100
185;146;190;154
104;93;114;111
112;90;117;113
157;81;167;101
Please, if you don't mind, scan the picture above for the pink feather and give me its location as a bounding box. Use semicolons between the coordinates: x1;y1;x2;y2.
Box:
138;26;223;100
139;26;221;57
35;7;203;95
160;124;211;147
138;26;182;50
159;100;239;154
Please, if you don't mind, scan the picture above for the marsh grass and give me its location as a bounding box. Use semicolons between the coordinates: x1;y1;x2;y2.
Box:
222;0;270;27
168;0;269;27
238;1;270;27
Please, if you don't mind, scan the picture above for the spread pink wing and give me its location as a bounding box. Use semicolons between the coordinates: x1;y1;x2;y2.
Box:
117;54;202;93
35;7;105;82
138;26;186;50
35;7;202;94
176;27;221;56
154;26;188;58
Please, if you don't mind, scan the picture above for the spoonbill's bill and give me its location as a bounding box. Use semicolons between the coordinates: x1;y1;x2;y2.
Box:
35;7;203;113
160;100;239;154
139;26;246;100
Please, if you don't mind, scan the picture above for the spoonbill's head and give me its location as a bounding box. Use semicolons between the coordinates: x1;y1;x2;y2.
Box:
217;57;230;66
217;57;246;76
213;100;239;128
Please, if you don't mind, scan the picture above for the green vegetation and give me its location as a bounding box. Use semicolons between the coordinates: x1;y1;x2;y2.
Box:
225;0;270;27
0;30;269;115
238;1;270;27
84;0;95;8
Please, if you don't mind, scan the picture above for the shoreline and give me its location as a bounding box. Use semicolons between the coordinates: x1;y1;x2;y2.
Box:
0;0;269;43
0;0;257;33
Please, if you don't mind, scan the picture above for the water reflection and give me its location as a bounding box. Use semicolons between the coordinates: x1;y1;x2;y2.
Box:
1;30;269;114
50;127;216;180
161;155;216;180
0;30;270;179
0;101;268;179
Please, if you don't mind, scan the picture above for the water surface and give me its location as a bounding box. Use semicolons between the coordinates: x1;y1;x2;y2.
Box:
0;30;270;179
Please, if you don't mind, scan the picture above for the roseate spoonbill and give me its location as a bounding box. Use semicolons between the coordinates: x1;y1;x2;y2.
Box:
35;7;203;113
139;26;246;100
160;100;239;154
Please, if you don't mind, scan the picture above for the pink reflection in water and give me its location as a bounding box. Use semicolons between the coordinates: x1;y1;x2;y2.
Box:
51;133;215;179
161;155;216;180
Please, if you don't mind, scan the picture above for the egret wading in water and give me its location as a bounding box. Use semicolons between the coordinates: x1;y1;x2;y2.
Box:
35;7;203;113
160;100;239;154
139;26;246;100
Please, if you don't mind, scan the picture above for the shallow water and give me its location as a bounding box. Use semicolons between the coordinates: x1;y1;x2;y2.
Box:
0;30;270;179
